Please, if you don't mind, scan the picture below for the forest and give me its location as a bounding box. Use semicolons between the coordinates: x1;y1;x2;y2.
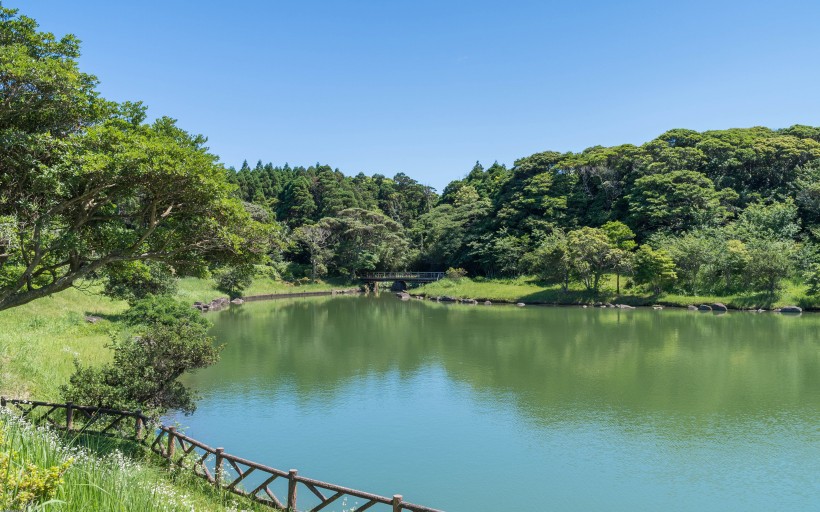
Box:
4;0;820;307
227;125;820;297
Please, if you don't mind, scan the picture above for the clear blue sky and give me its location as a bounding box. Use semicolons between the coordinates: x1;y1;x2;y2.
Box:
10;0;820;192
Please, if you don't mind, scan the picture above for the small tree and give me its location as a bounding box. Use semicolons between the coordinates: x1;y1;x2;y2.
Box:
567;227;613;291
804;263;820;295
746;239;794;295
61;297;220;416
524;230;571;291
214;264;256;299
602;221;636;294
632;245;677;295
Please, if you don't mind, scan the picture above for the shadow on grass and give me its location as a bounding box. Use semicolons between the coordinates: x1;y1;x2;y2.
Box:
84;311;127;323
517;287;654;306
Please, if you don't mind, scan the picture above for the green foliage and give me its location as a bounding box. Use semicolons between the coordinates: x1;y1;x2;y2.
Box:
627;170;728;235
523;230;571;290
214;264;256;299
803;263;820;295
445;267;468;281
61;320;220;416
745;239;795;295
0;427;72;510
122;296;210;330
0;8;267;311
90;296;220;415
633;245;677;294
103;261;178;304
567;227;613;291
318;208;410;276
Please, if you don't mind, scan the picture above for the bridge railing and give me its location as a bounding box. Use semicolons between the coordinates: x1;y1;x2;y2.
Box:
361;272;444;281
0;397;443;512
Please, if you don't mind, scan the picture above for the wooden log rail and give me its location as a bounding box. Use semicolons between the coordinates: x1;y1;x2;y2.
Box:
0;398;443;512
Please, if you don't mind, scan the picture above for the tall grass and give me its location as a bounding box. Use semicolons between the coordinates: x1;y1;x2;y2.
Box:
0;284;127;400
0;408;265;511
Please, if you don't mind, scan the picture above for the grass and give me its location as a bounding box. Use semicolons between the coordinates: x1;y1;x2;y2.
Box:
0;276;354;401
0;275;356;510
176;276;356;304
0;284;127;401
0;408;266;511
415;275;820;310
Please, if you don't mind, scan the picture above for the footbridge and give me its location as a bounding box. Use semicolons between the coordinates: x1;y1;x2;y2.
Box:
361;272;444;283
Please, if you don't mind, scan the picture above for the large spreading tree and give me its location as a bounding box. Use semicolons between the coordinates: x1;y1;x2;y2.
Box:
0;7;266;311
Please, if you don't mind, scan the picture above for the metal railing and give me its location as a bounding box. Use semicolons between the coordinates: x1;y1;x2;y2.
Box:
361;272;444;281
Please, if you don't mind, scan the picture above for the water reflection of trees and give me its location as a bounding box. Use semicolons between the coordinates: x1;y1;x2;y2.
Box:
191;296;820;424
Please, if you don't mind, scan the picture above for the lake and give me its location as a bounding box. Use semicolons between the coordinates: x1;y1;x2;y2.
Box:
177;294;819;511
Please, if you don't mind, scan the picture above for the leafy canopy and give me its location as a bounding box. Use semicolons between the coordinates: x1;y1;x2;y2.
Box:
0;8;267;310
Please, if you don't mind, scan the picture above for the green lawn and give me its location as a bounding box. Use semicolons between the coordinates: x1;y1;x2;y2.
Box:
415;275;818;310
176;275;356;303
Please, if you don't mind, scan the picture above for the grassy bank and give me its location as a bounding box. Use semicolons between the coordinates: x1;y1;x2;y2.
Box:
0;275;349;511
0;276;349;401
0;408;264;511
414;275;819;310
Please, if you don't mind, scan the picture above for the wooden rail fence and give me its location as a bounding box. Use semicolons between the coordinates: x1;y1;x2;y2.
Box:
0;398;443;512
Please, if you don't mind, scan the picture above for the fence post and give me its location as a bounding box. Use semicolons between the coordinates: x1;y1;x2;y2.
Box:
134;411;144;441
393;494;403;512
167;427;176;461
65;402;74;431
287;469;298;510
215;448;225;486
0;396;5;408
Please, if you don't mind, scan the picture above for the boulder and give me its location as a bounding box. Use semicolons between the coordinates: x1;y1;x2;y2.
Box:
231;298;244;305
461;298;478;305
396;292;411;300
687;305;698;310
84;315;102;324
516;302;526;307
698;304;712;311
652;305;664;310
616;304;635;309
712;302;728;312
440;296;458;302
484;301;492;305
780;305;802;314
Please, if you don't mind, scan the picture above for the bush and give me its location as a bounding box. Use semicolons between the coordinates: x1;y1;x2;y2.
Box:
102;261;178;304
122;296;210;331
804;263;820;295
445;267;468;281
214;264;256;299
63;296;219;416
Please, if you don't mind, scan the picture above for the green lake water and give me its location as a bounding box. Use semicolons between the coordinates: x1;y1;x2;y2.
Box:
178;294;819;511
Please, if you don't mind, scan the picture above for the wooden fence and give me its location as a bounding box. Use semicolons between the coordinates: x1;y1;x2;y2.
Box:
0;398;443;512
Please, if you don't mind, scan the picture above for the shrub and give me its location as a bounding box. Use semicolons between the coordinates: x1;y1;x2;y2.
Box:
214;264;256;298
103;261;178;304
445;267;468;281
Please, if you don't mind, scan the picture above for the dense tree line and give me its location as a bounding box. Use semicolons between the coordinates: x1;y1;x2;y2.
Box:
233;126;820;296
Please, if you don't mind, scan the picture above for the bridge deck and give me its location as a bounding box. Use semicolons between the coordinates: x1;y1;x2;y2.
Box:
361;272;444;282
